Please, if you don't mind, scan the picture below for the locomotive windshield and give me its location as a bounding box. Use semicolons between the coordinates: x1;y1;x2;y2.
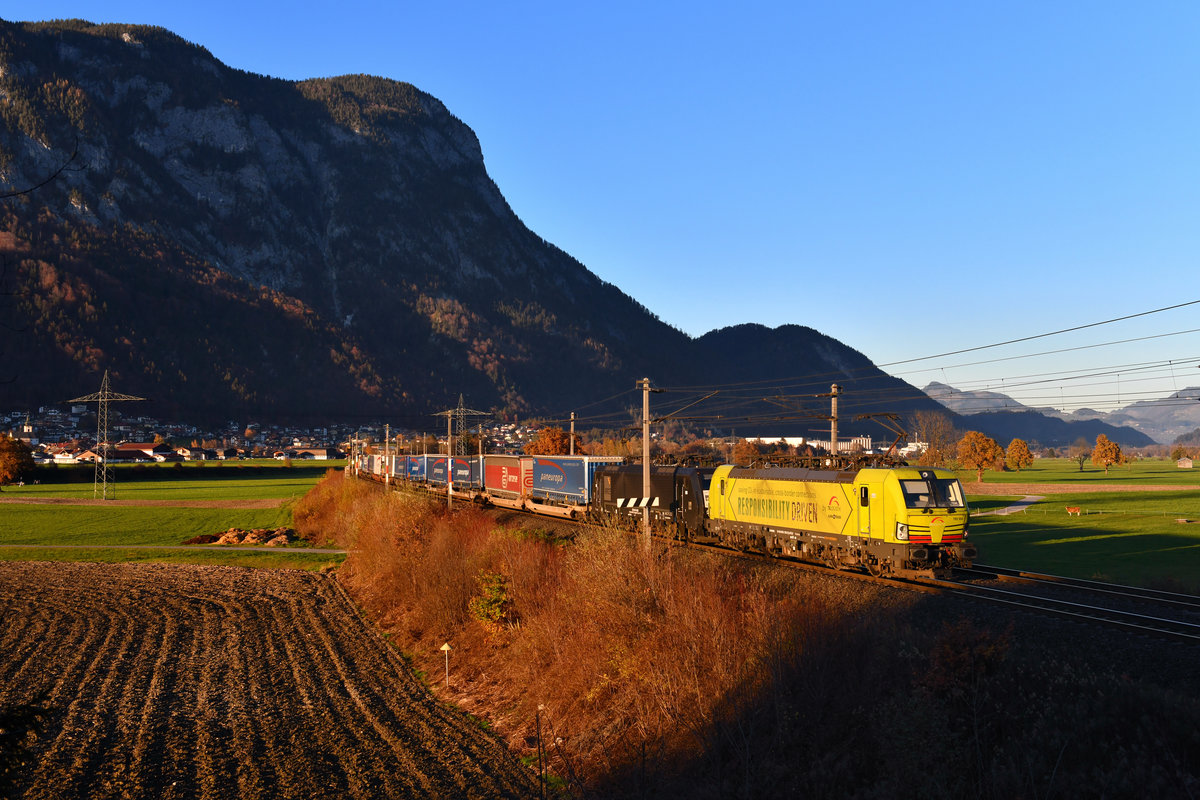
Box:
899;477;966;509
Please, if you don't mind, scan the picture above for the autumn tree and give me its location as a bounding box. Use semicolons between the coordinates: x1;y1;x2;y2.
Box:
0;437;35;487
524;426;571;455
1069;438;1091;472
680;439;715;459
732;439;761;465
957;430;1004;482
909;410;958;467
1006;438;1034;472
1091;434;1122;474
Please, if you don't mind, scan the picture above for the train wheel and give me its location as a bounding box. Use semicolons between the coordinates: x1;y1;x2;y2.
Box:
866;558;884;578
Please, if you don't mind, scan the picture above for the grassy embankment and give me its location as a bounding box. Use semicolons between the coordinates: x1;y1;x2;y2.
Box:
295;471;1200;799
0;461;344;570
960;458;1200;590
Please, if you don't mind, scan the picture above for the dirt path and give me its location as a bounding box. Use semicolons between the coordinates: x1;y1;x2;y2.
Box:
0;561;539;799
973;496;1046;516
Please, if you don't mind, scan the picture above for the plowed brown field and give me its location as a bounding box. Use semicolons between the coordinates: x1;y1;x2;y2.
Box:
0;562;538;800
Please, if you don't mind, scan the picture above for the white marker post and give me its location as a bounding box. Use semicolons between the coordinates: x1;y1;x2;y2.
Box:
440;642;452;687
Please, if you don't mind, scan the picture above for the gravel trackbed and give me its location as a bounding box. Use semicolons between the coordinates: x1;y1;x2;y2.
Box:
0;561;539;800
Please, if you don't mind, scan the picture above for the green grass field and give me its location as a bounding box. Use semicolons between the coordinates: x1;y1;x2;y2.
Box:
0;462;345;570
955;456;1200;487
6;460;340;500
965;459;1200;590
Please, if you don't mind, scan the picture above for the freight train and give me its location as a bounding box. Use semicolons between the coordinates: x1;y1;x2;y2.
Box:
354;453;976;577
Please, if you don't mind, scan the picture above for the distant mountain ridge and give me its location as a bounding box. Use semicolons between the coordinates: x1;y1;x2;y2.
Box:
923;381;1032;414
0;19;1158;449
925;381;1191;445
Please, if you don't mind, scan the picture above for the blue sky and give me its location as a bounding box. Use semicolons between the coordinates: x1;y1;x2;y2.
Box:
8;2;1200;414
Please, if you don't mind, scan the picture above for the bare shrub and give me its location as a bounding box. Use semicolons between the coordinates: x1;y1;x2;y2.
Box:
306;475;845;791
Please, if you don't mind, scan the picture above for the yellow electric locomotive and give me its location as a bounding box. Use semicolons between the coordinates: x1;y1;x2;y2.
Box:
703;464;975;577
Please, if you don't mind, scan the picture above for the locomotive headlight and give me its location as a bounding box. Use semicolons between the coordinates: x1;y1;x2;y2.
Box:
895;522;909;541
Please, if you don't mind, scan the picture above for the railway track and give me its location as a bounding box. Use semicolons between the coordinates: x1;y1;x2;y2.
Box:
965;563;1200;608
358;472;1200;644
925;564;1200;644
625;543;1200;644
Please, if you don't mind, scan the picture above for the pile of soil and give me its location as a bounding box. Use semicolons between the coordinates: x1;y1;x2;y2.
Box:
182;527;298;546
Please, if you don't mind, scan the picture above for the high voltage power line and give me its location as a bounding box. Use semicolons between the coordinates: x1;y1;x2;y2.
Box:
890;327;1200;378
877;299;1200;368
454;303;1200;437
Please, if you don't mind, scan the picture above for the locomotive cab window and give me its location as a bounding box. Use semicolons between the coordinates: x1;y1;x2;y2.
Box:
899;478;966;509
860;486;869;507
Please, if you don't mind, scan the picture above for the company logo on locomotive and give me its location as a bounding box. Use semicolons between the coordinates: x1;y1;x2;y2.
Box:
825;495;843;522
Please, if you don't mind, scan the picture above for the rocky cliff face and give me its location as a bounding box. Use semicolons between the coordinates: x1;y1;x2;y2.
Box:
0;19;944;430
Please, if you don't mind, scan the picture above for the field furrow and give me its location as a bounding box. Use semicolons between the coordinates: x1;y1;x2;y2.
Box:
0;561;540;800
25;604;141;798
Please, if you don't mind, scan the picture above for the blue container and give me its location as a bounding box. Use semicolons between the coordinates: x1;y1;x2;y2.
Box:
405;455;427;481
427;456;449;485
530;456;621;505
452;456;481;488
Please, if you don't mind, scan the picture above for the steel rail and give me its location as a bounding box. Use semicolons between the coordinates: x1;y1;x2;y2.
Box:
929;582;1200;644
966;563;1200;608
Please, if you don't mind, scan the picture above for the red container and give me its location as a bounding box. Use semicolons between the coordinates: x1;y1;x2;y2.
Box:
483;455;532;498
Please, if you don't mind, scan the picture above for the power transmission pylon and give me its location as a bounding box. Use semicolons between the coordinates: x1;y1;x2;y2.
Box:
437;394;489;456
68;370;145;499
434;395;489;510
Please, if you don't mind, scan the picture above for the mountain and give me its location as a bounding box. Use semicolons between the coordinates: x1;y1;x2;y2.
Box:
0;19;686;422
925;381;1168;446
1100;388;1200;445
956;410;1155;449
923;381;1033;414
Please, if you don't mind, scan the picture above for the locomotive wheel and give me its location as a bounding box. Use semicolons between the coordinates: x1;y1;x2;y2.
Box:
866;558;884;578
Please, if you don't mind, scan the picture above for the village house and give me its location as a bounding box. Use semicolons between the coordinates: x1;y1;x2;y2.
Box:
176;446;218;461
295;447;342;460
118;442;178;461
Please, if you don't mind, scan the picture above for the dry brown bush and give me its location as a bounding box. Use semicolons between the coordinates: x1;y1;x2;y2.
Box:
303;472;847;795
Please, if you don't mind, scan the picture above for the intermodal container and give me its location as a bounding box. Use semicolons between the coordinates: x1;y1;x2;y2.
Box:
452;456;482;488
530;456;623;505
483;455;532;498
405;455;427;482
427;456;449;485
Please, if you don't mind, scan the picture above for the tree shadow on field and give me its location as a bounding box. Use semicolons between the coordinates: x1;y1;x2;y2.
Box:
0;698;50;798
608;590;1200;800
974;519;1200;590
